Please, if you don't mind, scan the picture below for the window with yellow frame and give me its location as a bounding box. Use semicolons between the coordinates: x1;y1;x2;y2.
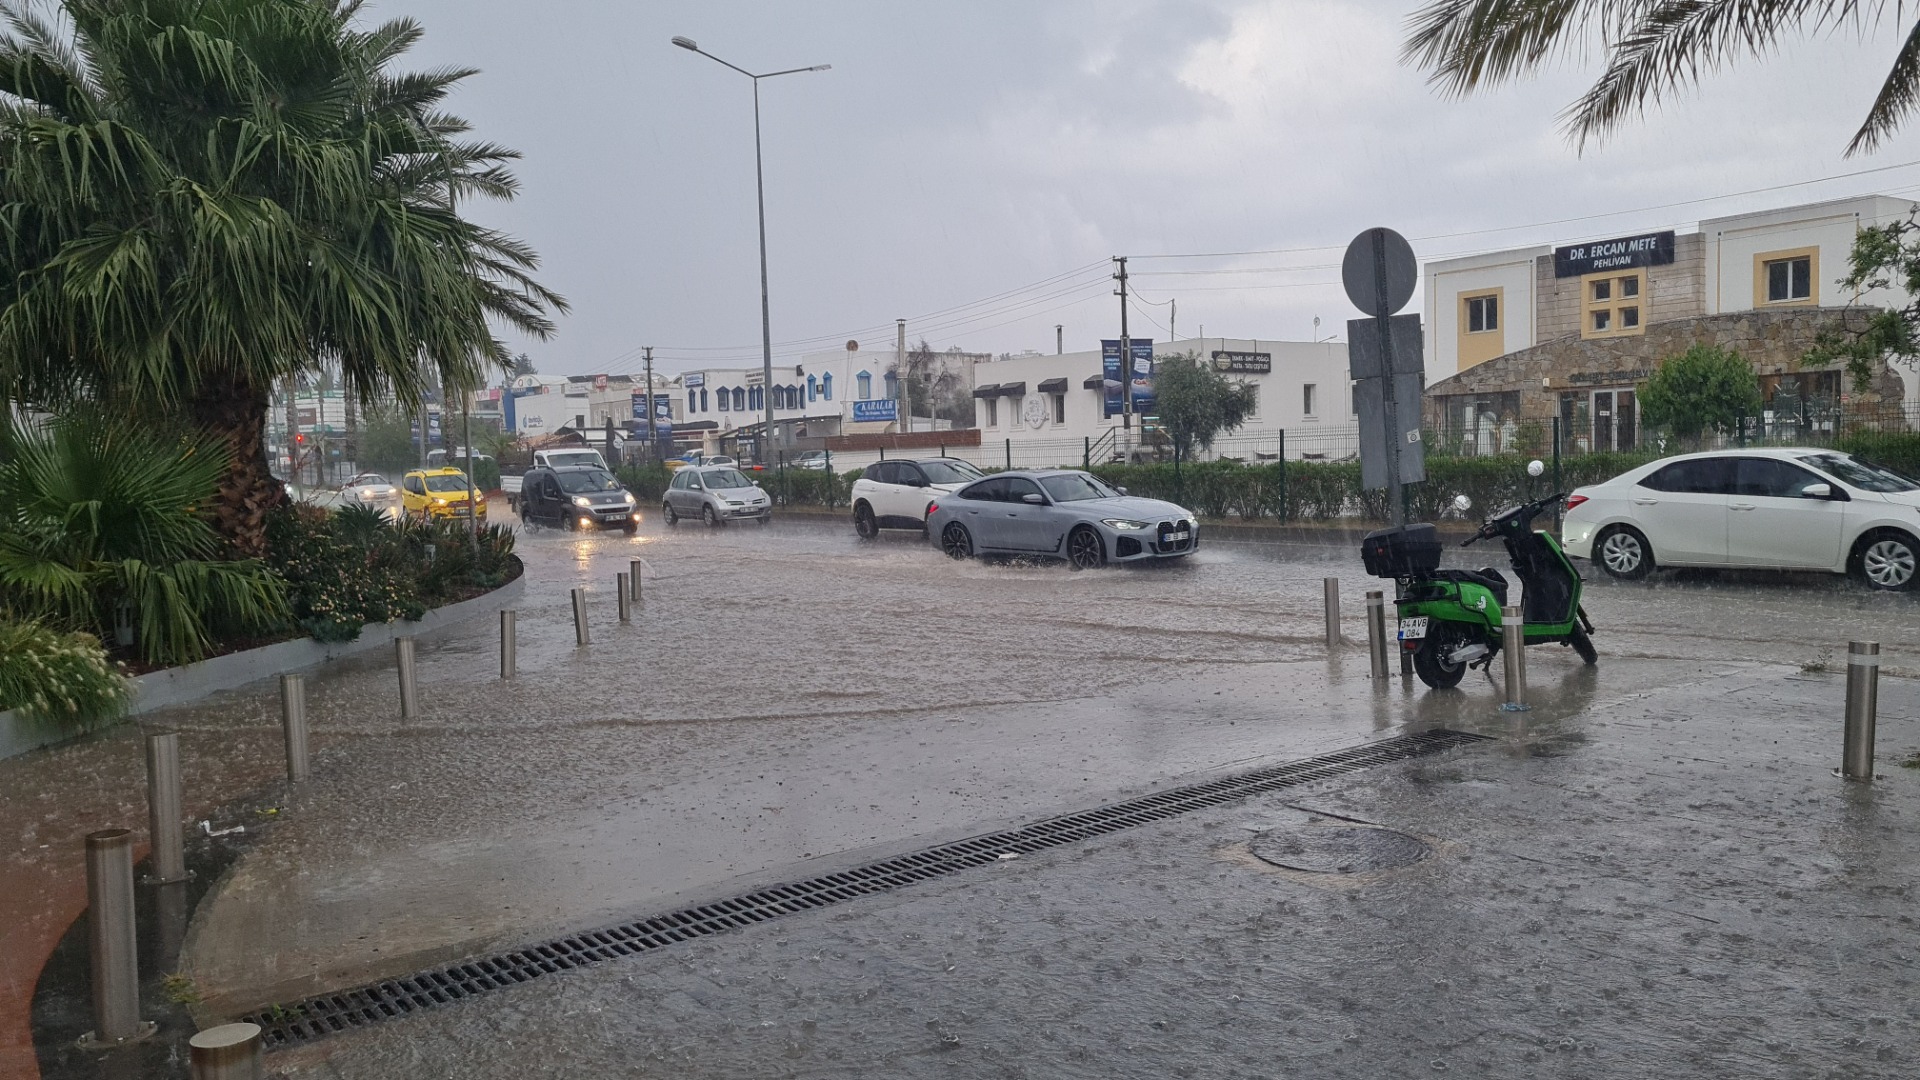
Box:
1753;246;1818;308
1580;269;1645;339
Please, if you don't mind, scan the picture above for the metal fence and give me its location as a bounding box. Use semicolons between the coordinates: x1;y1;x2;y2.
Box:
1428;401;1920;460
822;427;1363;474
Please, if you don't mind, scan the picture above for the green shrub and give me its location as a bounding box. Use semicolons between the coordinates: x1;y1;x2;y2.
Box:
1836;432;1920;479
268;505;426;641
615;464;673;502
0;619;130;729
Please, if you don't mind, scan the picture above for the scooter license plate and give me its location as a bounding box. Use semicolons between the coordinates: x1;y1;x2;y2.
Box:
1398;617;1428;640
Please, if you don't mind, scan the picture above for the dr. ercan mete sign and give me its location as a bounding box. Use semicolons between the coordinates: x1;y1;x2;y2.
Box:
1553;230;1675;278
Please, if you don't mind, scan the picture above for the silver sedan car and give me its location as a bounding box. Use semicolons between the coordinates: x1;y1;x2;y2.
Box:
662;465;773;526
926;469;1198;569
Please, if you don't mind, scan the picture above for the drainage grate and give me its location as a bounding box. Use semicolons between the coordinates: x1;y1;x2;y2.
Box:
242;728;1487;1047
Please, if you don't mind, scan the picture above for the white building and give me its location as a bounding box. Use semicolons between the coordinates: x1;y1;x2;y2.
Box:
970;337;1356;462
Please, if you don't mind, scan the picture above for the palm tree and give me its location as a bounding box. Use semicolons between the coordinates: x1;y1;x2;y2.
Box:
1404;0;1920;155
0;0;566;554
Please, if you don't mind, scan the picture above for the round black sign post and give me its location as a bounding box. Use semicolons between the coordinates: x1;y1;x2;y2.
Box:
1344;227;1419;526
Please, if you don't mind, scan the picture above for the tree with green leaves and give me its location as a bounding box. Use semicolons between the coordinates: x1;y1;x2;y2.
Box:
1404;0;1920;155
1802;210;1920;389
1638;344;1763;444
1152;353;1258;466
0;0;565;554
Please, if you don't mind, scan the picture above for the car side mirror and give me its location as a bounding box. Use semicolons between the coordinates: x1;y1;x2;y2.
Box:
1021;493;1044;505
1116;486;1129;495
1801;483;1834;499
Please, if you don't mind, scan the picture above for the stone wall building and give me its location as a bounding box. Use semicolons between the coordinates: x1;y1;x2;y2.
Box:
1421;195;1919;454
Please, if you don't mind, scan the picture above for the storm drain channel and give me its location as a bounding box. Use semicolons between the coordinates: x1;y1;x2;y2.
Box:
242;728;1489;1047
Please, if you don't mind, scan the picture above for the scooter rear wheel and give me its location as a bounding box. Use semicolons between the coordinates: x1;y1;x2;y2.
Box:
1413;623;1472;690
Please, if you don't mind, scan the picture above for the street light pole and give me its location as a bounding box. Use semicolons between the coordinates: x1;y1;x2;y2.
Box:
673;36;829;466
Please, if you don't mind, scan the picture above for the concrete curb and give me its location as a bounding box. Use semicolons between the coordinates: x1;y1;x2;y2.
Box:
0;572;526;762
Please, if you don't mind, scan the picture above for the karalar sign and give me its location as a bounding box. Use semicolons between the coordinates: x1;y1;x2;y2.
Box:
1553;230;1675;278
1210;350;1271;374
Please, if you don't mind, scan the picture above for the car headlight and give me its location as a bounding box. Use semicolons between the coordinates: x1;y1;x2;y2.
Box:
572;496;592;507
433;497;447;506
1101;518;1149;530
624;492;637;504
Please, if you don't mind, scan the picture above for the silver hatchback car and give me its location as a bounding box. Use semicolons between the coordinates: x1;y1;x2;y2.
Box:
663;465;773;527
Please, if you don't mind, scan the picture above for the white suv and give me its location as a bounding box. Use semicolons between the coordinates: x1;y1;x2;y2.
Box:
851;458;987;538
1562;448;1920;590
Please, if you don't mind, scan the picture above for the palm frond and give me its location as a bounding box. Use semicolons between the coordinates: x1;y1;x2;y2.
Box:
1848;18;1920;154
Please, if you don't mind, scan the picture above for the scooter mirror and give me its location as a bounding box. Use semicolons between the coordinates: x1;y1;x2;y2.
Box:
1453;494;1473;512
1527;459;1545;477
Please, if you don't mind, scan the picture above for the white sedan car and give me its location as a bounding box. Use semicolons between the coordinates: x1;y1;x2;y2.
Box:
1562;448;1920;591
343;472;400;510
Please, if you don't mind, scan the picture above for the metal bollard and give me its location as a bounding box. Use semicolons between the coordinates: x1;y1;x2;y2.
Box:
83;830;146;1044
1501;605;1528;709
630;558;644;601
572;588;590;646
616;573;632;622
499;610;517;680
1843;640;1881;780
1365;590;1389;679
395;637;419;719
1400;639;1413;677
1323;577;1341;648
189;1022;263;1080
280;674;309;784
143;734;188;884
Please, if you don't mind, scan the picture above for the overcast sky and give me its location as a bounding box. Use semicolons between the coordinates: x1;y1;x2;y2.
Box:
386;0;1920;378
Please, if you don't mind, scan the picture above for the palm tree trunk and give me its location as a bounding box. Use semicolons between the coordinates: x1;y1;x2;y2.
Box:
189;373;288;556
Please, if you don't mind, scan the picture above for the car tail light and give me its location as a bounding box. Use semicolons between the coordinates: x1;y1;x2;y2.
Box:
926;501;939;515
1564;494;1588;511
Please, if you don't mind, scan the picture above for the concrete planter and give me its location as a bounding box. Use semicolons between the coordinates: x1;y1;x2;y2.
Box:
0;573;526;761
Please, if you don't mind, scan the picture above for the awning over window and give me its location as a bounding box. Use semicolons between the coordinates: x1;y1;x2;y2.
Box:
1082;374;1107;389
971;384;1001;399
996;382;1027;396
1036;378;1069;394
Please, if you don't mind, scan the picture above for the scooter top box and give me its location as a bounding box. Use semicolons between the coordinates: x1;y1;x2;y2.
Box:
1360;523;1442;578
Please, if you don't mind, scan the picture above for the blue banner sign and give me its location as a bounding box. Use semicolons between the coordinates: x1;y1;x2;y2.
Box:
1101;339;1155;417
851;398;898;423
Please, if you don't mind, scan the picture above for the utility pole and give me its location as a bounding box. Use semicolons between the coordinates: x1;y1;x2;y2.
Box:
1113;256;1132;432
895;318;907;435
285;380;301;494
1170;299;1177;343
1056;325;1063;355
643;346;657;462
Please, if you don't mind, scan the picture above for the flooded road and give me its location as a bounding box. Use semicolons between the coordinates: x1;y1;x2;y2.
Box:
101;511;1920;1075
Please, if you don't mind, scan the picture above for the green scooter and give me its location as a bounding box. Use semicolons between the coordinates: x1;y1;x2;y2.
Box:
1361;493;1597;690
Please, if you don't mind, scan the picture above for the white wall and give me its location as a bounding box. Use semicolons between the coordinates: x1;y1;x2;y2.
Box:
969;336;1353;456
1702;195;1916;314
1422;247;1544;380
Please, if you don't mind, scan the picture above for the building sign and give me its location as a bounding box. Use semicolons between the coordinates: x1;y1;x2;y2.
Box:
684;372;705;388
1553;231;1675;278
1210;350;1272;374
593;374;609;391
1566;367;1657;386
1102;339;1155;417
851;399;897;423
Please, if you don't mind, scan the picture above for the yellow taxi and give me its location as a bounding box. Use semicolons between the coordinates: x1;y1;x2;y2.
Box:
401;468;488;523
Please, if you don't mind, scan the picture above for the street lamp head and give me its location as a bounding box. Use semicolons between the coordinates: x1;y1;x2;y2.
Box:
671;36;698;51
808;64;832;72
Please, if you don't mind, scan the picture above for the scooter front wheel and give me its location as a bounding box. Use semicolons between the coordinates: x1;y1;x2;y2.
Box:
1569;622;1598;665
1413;623;1472;690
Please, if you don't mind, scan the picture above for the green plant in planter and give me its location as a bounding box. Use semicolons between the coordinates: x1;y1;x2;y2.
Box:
0;417;288;665
0;618;131;728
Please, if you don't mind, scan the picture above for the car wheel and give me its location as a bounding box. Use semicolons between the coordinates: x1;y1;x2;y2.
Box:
624;522;639;535
662;501;678;526
757;516;770;527
854;502;879;540
1412;622;1472;690
1852;529;1918;591
1066;525;1105;571
703;504;722;528
940;521;973;560
1595;525;1652;581
1569;622;1598;665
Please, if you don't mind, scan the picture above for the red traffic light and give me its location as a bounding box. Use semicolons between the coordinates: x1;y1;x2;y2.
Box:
294;433;305;444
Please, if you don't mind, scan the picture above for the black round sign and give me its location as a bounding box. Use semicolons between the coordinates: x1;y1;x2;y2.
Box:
1342;227;1417;318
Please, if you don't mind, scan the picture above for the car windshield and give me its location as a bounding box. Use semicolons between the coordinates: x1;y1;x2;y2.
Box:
355;475;388;486
1039;473;1118;502
701;468;752;489
557;470;621;493
423;474;470;493
921;460;984;484
546;453;601;468
1799;452;1919;493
